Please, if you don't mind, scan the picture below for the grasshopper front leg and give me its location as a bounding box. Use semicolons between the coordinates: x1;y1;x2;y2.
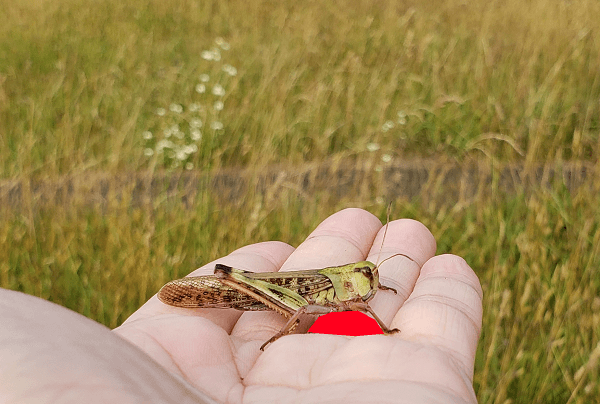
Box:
378;284;398;294
350;302;400;334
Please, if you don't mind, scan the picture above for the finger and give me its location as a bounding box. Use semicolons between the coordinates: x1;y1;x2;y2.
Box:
123;241;295;333
279;208;382;271
230;208;382;342
396;254;483;378
366;219;437;327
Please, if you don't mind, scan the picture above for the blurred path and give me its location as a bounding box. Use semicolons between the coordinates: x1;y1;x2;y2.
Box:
0;159;594;212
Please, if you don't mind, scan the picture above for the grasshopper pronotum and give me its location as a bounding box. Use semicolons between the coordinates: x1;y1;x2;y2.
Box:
158;220;413;350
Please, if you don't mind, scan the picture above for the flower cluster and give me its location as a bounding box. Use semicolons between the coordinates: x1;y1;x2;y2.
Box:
366;140;393;169
381;111;407;133
365;110;409;168
142;38;237;170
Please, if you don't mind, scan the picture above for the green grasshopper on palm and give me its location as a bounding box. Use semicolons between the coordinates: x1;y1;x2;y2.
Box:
158;251;412;350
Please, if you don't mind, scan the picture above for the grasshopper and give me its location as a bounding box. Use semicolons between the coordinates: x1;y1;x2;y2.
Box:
158;224;413;350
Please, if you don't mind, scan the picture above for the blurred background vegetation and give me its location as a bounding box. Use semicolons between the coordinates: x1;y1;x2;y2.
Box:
1;0;599;402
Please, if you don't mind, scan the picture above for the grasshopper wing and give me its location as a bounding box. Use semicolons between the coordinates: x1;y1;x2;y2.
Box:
158;275;270;310
242;269;335;297
159;266;337;310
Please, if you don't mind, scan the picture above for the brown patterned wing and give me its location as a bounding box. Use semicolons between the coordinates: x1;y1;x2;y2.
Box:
158;269;335;311
158;275;269;310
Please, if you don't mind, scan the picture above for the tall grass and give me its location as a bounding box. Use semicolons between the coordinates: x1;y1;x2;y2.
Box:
1;0;599;176
1;0;600;402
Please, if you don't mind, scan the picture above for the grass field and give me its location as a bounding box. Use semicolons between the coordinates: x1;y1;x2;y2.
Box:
1;0;600;402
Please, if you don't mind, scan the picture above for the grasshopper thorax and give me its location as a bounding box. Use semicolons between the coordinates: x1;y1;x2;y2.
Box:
319;261;379;303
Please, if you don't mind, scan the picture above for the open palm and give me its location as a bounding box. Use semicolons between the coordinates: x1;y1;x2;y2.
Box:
114;208;483;404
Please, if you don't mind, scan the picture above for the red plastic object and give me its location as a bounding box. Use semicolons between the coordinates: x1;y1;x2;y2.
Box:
308;311;384;336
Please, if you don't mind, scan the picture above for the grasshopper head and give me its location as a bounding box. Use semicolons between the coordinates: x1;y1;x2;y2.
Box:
351;261;379;302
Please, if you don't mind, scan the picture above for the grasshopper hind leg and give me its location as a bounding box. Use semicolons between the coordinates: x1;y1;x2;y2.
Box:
260;306;310;350
260;305;335;350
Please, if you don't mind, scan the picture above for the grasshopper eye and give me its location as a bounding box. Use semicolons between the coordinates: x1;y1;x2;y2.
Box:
357;266;374;281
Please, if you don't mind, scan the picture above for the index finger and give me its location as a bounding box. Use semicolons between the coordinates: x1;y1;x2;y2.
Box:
366;218;437;327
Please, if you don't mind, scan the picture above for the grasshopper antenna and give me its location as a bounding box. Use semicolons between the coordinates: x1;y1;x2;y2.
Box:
374;202;393;275
374;203;417;277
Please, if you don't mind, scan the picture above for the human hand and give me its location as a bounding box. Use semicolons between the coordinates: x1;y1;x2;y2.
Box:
0;208;482;404
115;208;483;403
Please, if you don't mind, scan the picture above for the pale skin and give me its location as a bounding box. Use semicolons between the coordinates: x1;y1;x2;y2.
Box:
0;208;483;404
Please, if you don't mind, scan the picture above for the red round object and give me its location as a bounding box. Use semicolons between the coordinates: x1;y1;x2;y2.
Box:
308;311;384;336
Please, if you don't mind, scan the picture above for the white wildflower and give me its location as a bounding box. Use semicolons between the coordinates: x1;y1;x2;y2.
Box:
156;139;174;151
184;144;198;154
222;64;237;76
142;131;153;140
212;84;225;96
202;48;221;62
366;143;380;152
381;154;392;163
174;129;184;139
156;107;166;116
214;100;224;111
185;162;194;170
176;149;188;161
143;148;154;157
215;37;230;50
199;74;210;82
169;103;183;114
397;111;407;125
195;84;206;94
191;130;202;141
188;103;201;112
190;118;203;128
211;121;224;130
382;120;395;132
